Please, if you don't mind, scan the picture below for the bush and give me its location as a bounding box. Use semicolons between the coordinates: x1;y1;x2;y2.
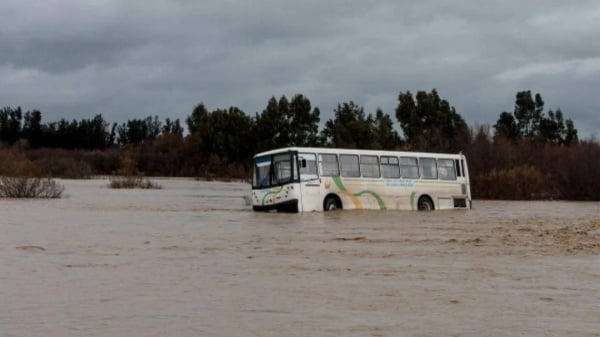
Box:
475;165;558;200
108;153;161;189
37;156;93;179
467;135;600;200
108;175;161;189
555;141;600;200
0;176;65;198
0;150;65;198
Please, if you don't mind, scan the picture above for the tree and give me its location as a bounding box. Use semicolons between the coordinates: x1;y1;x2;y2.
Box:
395;89;468;152
185;104;255;170
79;114;111;149
254;97;288;152
0;107;23;144
186;103;210;135
513;91;544;138
117;116;162;145
495;91;579;145
320;101;377;149
51;119;79;149
254;94;321;151
26;114;112;150
205;106;254;165
373;108;401;150
287;94;320;146
538;109;564;144
564;118;578;145
22;110;43;148
161;118;183;137
277;96;292;146
494;111;519;141
109;123;118;146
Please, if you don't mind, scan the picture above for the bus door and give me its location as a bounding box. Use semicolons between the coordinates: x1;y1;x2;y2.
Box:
298;153;321;211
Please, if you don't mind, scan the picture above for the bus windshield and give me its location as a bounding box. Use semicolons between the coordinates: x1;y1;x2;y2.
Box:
253;152;298;188
253;155;272;188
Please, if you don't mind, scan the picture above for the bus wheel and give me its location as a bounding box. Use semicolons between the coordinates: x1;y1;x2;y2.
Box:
417;196;434;211
324;195;340;211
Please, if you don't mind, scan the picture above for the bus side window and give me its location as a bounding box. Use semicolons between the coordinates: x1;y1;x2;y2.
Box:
360;155;380;178
299;153;318;181
340;154;360;177
272;154;293;184
438;158;456;180
455;159;462;177
419;158;437;179
400;157;419;179
318;154;339;176
381;156;400;178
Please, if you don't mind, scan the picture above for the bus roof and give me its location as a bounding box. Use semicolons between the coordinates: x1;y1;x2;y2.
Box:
254;147;465;159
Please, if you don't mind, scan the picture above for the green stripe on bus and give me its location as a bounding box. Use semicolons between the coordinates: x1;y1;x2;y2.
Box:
262;186;284;205
333;176;387;210
332;176;346;191
355;190;387;210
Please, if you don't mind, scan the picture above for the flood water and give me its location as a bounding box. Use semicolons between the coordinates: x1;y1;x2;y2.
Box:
1;179;599;337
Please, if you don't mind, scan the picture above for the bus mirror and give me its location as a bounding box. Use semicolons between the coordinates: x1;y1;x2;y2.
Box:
300;159;307;168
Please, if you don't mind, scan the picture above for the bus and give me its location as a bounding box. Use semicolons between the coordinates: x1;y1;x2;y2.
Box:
251;147;471;212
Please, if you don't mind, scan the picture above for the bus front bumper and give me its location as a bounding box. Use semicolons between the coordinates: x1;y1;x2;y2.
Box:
252;199;299;213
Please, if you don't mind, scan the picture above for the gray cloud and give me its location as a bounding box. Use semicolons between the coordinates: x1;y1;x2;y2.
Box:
1;0;599;137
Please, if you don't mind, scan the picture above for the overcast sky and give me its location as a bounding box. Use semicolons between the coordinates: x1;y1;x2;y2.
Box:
1;0;599;137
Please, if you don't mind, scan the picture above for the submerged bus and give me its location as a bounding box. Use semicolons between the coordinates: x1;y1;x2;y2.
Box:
251;147;471;212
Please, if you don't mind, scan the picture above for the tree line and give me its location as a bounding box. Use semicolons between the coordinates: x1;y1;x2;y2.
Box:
1;89;598;200
0;90;473;154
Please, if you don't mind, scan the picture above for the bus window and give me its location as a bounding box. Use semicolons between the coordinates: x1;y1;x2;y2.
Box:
360;155;380;178
380;156;400;178
273;153;293;184
419;158;437;179
292;153;299;181
299;153;318;181
319;154;339;176
400;157;419;179
438;158;456;180
455;159;462;177
340;154;360;177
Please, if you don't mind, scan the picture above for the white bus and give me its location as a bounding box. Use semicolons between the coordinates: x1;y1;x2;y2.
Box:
251;147;471;212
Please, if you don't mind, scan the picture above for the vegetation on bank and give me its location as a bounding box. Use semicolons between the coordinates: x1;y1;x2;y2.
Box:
0;89;598;200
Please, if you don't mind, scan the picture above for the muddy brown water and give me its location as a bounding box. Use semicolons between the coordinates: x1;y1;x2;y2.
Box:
1;179;599;337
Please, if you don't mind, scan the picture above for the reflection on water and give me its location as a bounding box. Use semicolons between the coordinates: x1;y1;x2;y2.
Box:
1;179;599;337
